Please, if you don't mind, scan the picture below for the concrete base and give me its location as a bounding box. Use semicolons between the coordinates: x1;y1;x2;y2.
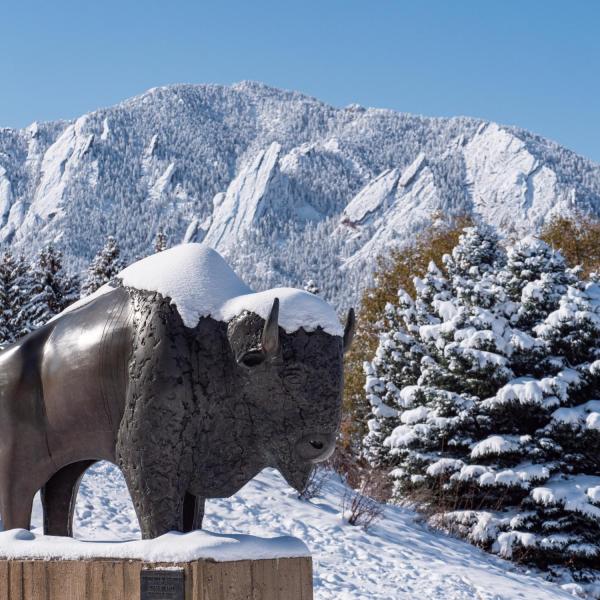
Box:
0;556;313;600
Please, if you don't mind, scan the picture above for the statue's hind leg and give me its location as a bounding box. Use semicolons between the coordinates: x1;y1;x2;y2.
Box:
0;436;55;532
0;484;35;531
41;460;96;536
182;493;205;532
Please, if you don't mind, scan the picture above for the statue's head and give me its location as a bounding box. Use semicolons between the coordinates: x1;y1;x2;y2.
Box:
225;297;355;492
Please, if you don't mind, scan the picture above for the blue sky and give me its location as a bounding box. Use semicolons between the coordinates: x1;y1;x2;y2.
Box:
1;1;599;161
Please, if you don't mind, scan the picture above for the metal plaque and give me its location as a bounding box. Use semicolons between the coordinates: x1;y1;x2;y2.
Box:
140;569;185;600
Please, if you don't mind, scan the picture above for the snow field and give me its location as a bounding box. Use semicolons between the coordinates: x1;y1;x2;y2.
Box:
12;463;575;599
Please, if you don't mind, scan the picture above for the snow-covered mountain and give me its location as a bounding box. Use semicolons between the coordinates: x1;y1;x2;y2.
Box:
1;81;599;308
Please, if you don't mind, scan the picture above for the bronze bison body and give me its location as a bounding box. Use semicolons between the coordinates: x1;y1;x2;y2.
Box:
0;245;353;539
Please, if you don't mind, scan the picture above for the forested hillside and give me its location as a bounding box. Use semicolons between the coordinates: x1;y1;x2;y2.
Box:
1;82;599;308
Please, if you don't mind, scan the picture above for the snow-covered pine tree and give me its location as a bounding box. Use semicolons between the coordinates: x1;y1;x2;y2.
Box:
154;228;168;253
0;251;19;344
364;226;600;575
363;297;424;468
81;235;124;296
20;245;79;331
493;278;600;573
499;237;577;330
9;254;35;340
364;227;514;508
303;279;320;295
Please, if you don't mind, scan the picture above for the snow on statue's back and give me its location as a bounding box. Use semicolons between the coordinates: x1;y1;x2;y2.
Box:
65;244;343;336
119;244;252;324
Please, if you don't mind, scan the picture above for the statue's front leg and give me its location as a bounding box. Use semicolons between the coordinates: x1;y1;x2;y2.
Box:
117;293;197;539
117;380;195;538
119;448;187;538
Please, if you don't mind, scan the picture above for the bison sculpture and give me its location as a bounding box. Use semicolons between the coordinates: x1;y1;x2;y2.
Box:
0;244;354;539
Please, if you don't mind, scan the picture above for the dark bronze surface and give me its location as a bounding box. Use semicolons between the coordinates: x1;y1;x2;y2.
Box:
0;281;351;539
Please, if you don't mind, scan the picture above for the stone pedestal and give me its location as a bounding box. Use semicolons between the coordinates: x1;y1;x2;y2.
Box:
0;556;313;600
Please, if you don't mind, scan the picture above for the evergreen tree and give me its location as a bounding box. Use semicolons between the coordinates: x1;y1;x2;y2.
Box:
507;279;600;571
0;252;19;344
364;226;600;574
363;296;425;468
303;279;320;295
9;254;34;340
154;229;168;253
21;246;79;330
344;215;472;453
499;237;576;329
81;236;124;296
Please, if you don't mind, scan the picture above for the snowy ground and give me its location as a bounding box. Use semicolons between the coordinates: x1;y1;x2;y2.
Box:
16;462;574;599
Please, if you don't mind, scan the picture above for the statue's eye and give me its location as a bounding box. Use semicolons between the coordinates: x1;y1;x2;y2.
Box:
238;350;266;368
283;368;305;390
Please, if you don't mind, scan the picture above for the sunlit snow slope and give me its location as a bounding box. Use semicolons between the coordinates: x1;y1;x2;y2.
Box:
21;463;574;599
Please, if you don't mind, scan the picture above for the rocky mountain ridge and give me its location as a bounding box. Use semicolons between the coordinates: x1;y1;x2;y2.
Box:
0;81;598;308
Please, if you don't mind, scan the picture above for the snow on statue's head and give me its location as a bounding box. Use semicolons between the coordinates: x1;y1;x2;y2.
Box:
220;295;355;493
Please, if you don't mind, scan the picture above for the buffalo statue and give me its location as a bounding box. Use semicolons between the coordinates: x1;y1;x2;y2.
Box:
0;244;354;539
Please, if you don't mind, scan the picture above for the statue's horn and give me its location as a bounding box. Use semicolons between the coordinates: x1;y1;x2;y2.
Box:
262;297;280;355
343;308;356;353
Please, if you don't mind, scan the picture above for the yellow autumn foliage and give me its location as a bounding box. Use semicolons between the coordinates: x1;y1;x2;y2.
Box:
540;213;600;277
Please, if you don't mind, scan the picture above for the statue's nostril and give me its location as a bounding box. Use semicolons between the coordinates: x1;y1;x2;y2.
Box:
295;434;335;463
